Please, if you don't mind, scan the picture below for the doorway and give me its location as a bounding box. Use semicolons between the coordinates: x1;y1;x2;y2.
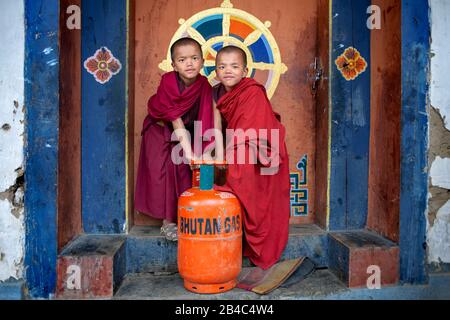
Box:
132;0;324;226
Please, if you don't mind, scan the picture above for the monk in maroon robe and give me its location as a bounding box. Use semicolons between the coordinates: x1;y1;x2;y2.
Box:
213;46;290;270
135;39;215;243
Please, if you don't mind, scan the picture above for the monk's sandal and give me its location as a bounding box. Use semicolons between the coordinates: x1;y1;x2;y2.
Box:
161;223;178;241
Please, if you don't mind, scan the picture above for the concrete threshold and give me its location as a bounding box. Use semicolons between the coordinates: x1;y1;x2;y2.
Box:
113;270;450;300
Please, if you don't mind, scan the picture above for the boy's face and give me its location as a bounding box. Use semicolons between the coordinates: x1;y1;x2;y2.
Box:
216;51;248;91
171;44;204;86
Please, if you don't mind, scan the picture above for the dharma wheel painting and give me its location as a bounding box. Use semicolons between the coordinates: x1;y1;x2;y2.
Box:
158;0;288;99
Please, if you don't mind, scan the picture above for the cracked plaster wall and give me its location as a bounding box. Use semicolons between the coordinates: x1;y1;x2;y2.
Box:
428;0;450;267
0;0;25;281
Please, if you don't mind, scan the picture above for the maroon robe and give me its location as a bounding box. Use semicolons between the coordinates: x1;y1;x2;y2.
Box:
214;78;290;270
135;71;213;222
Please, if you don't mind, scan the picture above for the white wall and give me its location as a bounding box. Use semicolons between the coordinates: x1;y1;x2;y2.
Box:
428;0;450;265
0;0;25;281
430;0;450;132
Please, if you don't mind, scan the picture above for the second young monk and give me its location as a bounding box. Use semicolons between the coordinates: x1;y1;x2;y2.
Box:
213;46;291;270
135;38;213;241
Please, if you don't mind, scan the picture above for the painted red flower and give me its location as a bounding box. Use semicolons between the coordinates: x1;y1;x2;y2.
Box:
335;47;367;81
84;47;122;84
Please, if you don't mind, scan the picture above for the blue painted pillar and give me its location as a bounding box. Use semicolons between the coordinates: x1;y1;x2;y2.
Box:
24;0;59;298
399;0;429;284
328;0;371;230
82;0;128;234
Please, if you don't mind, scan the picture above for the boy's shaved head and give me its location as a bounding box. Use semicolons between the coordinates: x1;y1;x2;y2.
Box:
170;37;203;61
216;46;247;67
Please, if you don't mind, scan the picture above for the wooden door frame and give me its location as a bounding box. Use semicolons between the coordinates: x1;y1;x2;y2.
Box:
24;0;429;298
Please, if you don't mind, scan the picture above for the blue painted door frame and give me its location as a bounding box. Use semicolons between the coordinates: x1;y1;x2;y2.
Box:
81;0;128;234
24;0;60;299
23;0;430;298
329;0;371;231
399;0;429;285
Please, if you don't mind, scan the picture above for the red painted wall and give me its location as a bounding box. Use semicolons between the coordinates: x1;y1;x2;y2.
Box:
314;0;330;229
368;0;401;242
58;0;82;249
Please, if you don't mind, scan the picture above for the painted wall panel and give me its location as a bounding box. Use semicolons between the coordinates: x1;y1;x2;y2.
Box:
400;0;429;284
314;0;330;229
329;0;371;230
367;0;401;243
58;0;82;250
82;0;127;234
24;0;59;298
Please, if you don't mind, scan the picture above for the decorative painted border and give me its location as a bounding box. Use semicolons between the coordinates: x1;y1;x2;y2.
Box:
290;155;308;217
335;46;367;80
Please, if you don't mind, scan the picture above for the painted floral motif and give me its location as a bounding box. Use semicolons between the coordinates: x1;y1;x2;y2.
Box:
84;47;122;84
335;47;367;81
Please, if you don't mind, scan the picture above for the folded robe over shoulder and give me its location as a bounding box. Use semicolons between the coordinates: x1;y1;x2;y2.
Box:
214;78;290;270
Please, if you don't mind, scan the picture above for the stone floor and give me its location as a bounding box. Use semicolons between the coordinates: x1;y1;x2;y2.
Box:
113;269;450;300
113;268;347;300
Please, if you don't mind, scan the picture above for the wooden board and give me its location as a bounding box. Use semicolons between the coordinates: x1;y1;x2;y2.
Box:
58;0;82;250
399;0;429;284
24;0;60;299
368;0;401;243
81;0;128;233
328;0;371;230
314;0;330;229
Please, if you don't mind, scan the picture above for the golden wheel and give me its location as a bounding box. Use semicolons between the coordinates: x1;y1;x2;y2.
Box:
159;0;288;99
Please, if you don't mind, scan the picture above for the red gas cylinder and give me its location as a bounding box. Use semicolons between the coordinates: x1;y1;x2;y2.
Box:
178;161;242;294
192;166;200;188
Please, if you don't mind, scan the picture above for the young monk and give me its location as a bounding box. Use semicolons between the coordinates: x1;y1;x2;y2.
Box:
213;46;291;270
135;38;213;241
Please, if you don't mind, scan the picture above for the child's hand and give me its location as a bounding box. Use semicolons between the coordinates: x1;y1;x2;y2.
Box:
190;163;200;171
188;155;200;170
216;164;227;170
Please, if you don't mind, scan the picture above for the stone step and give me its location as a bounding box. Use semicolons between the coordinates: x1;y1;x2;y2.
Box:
125;224;329;274
0;279;24;300
328;229;399;288
54;225;400;299
56;234;126;299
